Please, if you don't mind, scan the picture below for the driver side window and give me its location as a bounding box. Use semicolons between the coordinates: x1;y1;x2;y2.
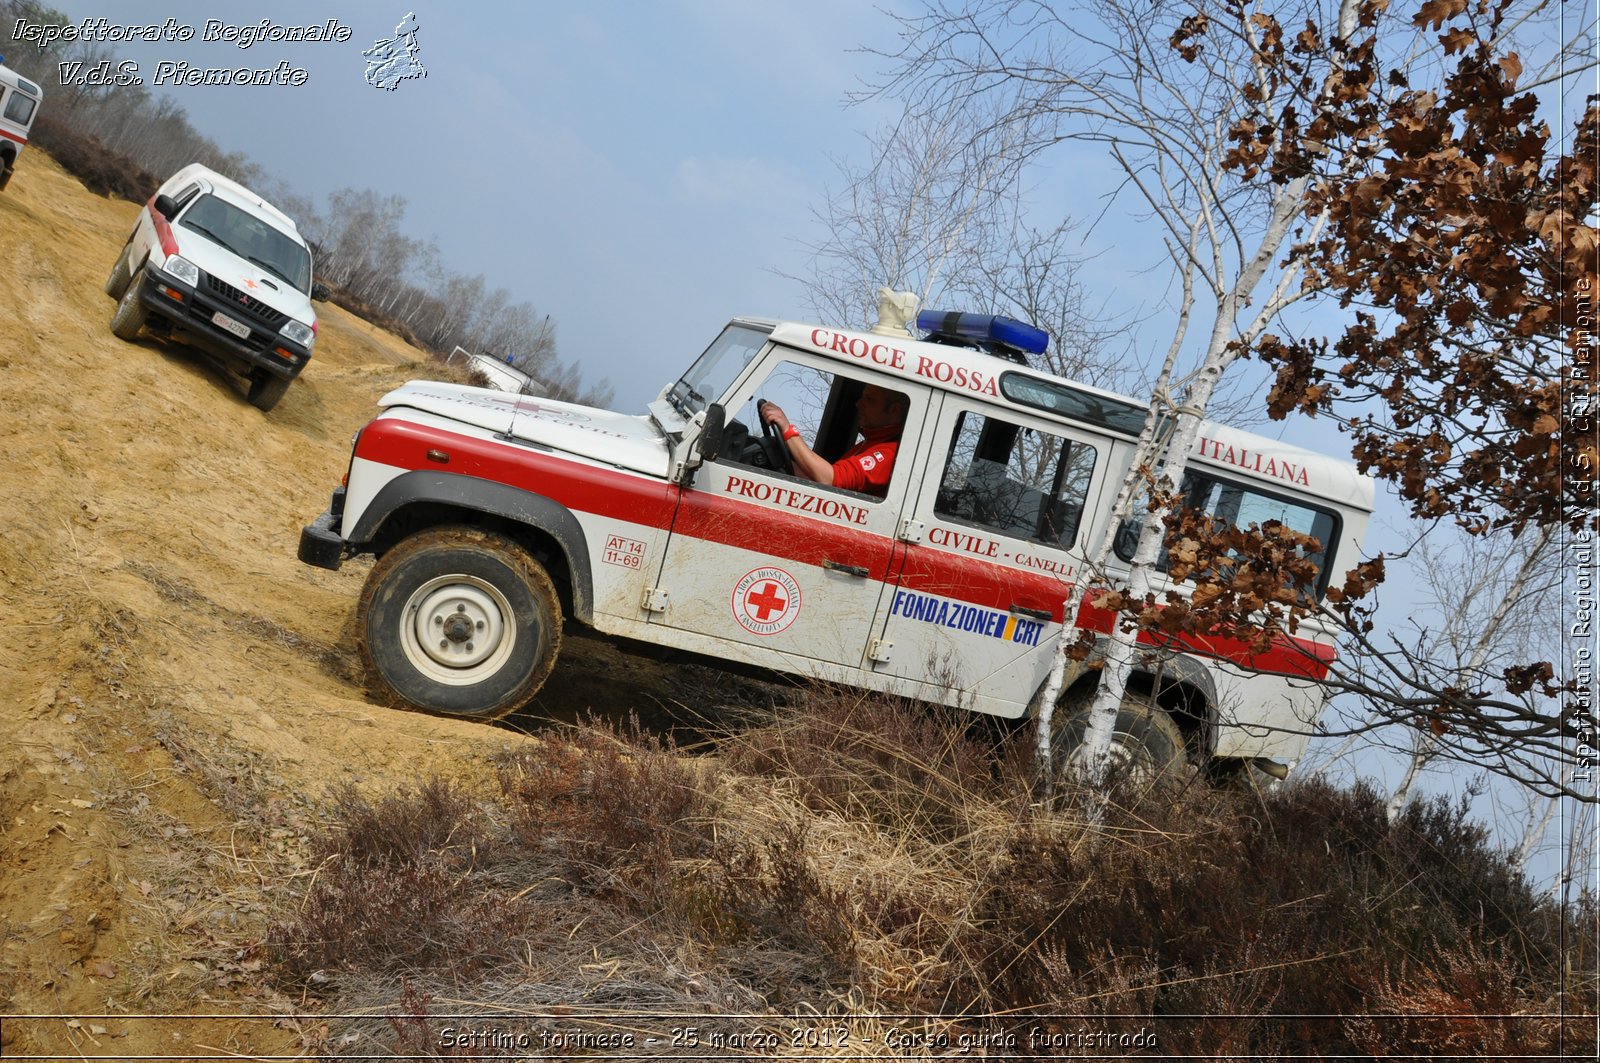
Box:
721;360;906;501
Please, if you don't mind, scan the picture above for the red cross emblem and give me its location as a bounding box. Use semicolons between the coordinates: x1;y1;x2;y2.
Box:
732;567;801;635
745;581;787;621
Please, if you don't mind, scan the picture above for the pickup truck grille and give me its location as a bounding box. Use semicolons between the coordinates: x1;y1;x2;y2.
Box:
206;276;288;327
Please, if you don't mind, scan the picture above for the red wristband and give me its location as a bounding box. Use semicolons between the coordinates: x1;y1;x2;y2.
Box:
782;425;800;441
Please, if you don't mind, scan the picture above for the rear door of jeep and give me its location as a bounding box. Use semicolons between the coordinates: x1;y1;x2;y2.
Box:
867;390;1117;717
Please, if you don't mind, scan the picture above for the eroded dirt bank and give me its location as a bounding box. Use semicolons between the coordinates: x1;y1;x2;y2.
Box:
0;150;739;1059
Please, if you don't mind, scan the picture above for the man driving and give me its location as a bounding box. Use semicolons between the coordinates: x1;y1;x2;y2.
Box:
758;383;909;497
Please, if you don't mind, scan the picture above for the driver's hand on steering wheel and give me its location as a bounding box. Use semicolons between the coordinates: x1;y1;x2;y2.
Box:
758;400;792;434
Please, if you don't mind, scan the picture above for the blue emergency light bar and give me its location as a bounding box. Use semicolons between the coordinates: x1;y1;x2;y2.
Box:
916;310;1049;360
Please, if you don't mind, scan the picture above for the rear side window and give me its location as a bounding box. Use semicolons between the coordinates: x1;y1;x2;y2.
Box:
1115;471;1340;592
3;90;36;126
936;411;1097;548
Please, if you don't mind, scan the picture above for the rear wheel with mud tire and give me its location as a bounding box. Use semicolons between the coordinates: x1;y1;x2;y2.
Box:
357;527;562;720
110;268;150;341
104;245;133;298
1053;688;1188;788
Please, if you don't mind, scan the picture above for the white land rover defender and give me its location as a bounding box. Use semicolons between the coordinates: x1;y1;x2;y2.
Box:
300;309;1373;778
0;55;43;192
104;163;329;411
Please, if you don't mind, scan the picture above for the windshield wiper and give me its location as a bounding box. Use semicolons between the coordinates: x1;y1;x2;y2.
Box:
668;381;695;417
182;221;243;257
247;255;298;287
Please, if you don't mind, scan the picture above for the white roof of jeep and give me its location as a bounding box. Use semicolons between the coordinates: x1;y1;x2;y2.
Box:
758;316;1376;513
160;163;302;238
0;62;41;96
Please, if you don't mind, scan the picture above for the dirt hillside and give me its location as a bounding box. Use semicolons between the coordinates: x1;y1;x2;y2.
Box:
0;149;700;1058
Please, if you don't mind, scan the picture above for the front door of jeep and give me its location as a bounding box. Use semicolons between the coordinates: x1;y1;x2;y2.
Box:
653;350;931;672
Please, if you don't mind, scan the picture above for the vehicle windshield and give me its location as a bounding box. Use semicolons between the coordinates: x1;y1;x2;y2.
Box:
665;324;770;418
178;193;312;293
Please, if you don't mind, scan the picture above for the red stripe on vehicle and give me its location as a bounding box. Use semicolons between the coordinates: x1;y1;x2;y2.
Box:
895;544;1332;679
1073;599;1335;681
0;128;26;145
358;419;1335;679
358;417;678;527
671;489;896;577
147;195;179;256
359;417;893;567
895;543;1070;619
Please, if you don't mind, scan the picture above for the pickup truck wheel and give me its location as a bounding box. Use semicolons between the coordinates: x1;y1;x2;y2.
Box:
1053;689;1187;788
357;527;562;720
110;268;150;340
104;246;132;298
246;371;291;412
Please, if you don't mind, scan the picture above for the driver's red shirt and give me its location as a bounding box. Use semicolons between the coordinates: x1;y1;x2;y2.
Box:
830;425;900;496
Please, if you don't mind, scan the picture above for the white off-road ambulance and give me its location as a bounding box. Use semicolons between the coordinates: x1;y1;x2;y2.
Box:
0;55;43;192
300;308;1372;779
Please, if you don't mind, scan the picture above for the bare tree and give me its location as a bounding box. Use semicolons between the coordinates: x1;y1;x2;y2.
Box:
1375;524;1562;820
874;0;1594;799
799;103;1024;324
796;103;1133;386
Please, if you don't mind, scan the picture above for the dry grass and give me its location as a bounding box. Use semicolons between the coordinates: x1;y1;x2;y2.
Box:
261;687;1596;1058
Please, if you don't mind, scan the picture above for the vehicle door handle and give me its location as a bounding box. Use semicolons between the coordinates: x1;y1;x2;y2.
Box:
823;559;871;578
1010;604;1052;621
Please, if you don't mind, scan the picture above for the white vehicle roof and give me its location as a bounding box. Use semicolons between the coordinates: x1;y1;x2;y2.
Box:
160;162;303;240
0;62;43;98
763;318;1375;514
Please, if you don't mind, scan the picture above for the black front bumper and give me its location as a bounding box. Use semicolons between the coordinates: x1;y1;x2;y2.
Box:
298;488;348;570
141;264;312;381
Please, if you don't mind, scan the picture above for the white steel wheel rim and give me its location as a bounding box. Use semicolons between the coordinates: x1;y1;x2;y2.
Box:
1106;731;1156;780
1063;726;1156;782
400;574;516;686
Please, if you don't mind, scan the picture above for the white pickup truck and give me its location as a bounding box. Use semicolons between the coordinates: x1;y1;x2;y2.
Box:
104;163;330;411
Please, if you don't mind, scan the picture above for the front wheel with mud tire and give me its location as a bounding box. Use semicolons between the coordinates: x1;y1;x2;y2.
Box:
1052;689;1188;789
110;268;150;340
357;527;562;720
246;370;291;412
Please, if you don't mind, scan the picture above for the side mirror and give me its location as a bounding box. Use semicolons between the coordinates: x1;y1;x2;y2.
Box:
153;194;178;220
699;403;726;465
311;282;331;302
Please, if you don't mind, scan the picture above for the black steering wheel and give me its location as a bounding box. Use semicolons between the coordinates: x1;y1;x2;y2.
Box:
757;400;795;475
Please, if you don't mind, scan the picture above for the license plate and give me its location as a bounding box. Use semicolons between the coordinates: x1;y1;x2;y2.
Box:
211;310;250;339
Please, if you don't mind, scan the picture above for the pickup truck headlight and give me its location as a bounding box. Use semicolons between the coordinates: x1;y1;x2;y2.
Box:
280;320;315;348
163;255;200;287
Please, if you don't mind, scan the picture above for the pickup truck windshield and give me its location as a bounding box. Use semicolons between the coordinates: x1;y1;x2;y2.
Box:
178;194;312;293
665;324;770;418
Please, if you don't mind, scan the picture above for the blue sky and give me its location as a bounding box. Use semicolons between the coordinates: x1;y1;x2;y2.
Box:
37;1;912;407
